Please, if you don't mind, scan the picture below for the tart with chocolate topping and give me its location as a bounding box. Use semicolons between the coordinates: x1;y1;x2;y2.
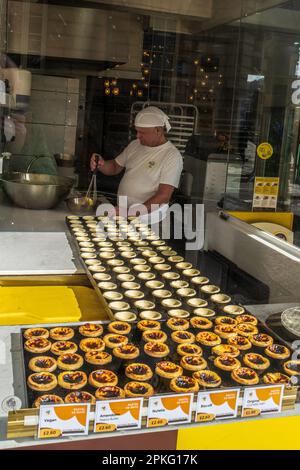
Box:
170;375;199;393
171;330;195;344
95;386;125;400
180;355;207;372
124;381;154;397
263;372;291;385
214;354;241;372
49;327;74;341
57;353;84;371
58;371;87;390
231;367;259;385
78;323;103;337
196;331;221;347
193;370;222;388
125;363;153;381
236;314;258;326
190;317;213;330
85;350;112;366
113;344;140;360
24;328;49;340
28;356;57;373
283;360;300;376
144;341;170;358
51;341;78;356
27;372;57;391
79;337;105;353
137;320;161;331
166;318;190;331
34;394;63;408
212;344;240;357
155;361;183;379
243;353;270;370
265;344;290;360
250;333;273;348
25;337;52;354
89;369;118;388
227;335;252;351
214;324;237;339
177;343;203;356
142;330;168;343
108;321;132;335
103;334;129;349
236;323;259;337
65;391;95;404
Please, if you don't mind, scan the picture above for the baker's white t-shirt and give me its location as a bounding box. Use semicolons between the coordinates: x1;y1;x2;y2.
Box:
115;139;183;208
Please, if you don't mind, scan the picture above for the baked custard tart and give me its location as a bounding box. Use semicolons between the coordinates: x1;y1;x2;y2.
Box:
49;327;74;341
78;323;103;337
155;361;183;379
58;371;87;390
142;330;168;343
196;331;221;347
25;337;51;354
57;353;84;371
166;318;190;331
89;369;118;388
214;354;241;372
231;367;259;385
103;334;129;349
79;337;105;353
125;363;153;381
65;391;95;404
177;343;203;357
193;370;222;388
190;317;213;330
283;360;300;376
85;350;112;366
212;344;240;357
27;372;57;391
236;314;258;326
95;386;125;400
250;333;273;348
214;316;237;327
108;321;132;335
124;381;154;397
263;372;291;384
227;335;252;351
180;355;207;372
243;353;270;370
24;327;49;340
51;341;78;356
34;394;63;408
171;330;195;344
113;344;140;360
169;375;199;393
265;344;290;360
137;320;161;331
214;324;237;339
236;323;258;337
144;341;170;358
28;356;57;373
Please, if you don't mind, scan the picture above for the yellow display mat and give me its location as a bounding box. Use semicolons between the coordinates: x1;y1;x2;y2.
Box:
0;286;108;325
177;415;300;450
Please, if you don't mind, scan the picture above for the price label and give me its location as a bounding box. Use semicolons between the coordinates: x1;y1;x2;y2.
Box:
147;394;193;428
195;389;240;422
94;398;142;433
38;404;90;439
242;385;284;418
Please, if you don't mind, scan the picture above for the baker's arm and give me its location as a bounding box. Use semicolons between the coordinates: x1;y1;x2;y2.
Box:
90;152;123;176
142;183;175;213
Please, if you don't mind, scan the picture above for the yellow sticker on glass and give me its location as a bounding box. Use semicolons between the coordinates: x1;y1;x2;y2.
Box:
257;143;273;160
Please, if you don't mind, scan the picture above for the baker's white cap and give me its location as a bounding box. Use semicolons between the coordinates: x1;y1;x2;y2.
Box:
134;106;171;132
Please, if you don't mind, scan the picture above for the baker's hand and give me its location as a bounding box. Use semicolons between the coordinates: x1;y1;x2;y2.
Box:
90;153;105;171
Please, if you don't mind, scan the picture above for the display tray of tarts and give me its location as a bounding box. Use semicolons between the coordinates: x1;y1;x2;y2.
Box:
21;311;298;409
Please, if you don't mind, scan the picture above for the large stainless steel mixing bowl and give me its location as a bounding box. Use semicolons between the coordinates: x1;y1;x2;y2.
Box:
2;172;74;209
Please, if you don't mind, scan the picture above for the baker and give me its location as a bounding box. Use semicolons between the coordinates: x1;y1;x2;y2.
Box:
90;106;183;222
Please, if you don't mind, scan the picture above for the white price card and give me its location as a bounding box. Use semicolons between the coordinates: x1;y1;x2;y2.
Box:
94;398;143;433
38;403;90;439
242;385;284;418
147;393;193;428
195;388;240;422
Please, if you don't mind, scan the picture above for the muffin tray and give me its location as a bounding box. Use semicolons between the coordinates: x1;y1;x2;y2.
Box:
21;314;297;409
